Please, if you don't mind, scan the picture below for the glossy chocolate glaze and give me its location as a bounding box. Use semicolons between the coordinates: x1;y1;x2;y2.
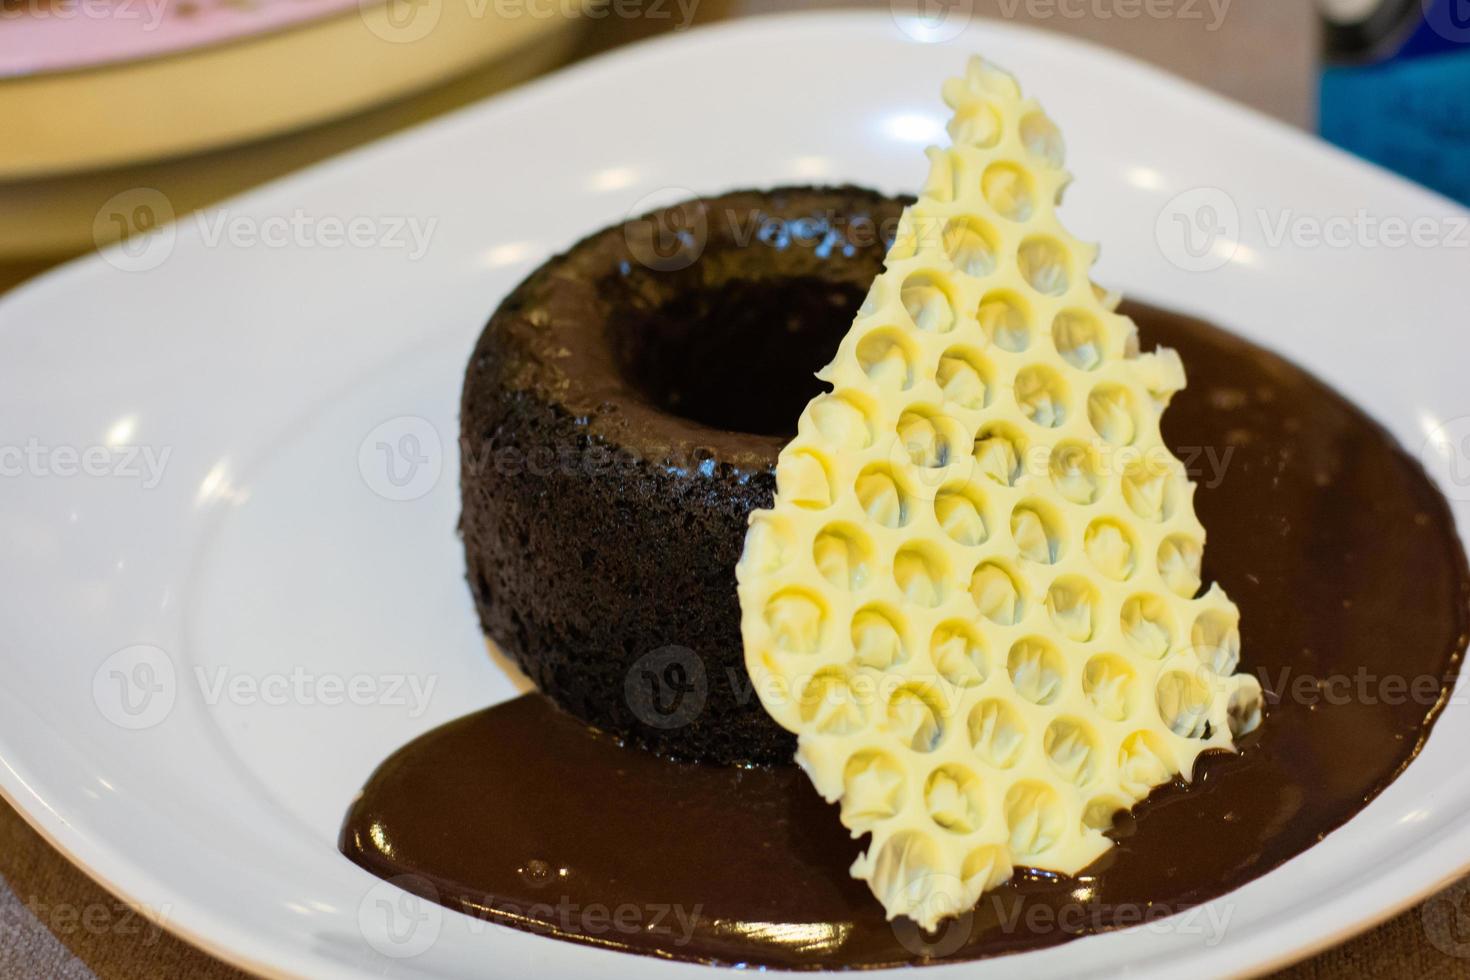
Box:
345;305;1469;968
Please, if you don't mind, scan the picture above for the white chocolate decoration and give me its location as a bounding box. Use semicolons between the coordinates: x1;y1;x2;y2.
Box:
735;55;1265;932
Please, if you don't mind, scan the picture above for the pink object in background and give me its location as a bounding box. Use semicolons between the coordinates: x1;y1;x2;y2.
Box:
0;0;367;77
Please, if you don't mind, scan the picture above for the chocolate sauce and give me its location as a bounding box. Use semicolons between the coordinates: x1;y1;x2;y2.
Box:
344;305;1469;968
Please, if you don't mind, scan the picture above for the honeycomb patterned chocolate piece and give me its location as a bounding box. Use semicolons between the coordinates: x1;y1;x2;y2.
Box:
735;56;1265;931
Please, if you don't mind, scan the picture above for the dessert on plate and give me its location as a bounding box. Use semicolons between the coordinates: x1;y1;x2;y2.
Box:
734;58;1262;928
343;54;1469;968
460;185;908;766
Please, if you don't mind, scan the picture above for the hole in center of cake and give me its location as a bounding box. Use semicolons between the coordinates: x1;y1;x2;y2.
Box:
607;277;863;437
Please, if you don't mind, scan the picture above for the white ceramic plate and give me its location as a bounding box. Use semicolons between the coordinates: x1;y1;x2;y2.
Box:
3;11;1469;979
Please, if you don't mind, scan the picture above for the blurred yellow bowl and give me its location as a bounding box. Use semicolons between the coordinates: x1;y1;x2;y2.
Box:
0;4;588;259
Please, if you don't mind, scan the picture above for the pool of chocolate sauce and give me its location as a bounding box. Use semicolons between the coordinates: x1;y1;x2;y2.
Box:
342;305;1469;969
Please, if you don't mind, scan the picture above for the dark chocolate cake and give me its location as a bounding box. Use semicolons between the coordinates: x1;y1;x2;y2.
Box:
460;185;911;765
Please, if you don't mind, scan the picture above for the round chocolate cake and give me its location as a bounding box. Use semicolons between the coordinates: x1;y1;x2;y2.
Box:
460;186;911;765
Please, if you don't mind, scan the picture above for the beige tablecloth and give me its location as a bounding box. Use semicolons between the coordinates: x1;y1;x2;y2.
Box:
5;1;1469;976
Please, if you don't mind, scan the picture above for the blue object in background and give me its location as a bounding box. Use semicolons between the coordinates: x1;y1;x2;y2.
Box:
1320;0;1470;205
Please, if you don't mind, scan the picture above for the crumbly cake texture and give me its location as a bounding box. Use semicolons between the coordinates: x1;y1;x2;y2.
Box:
462;186;910;767
735;57;1265;930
